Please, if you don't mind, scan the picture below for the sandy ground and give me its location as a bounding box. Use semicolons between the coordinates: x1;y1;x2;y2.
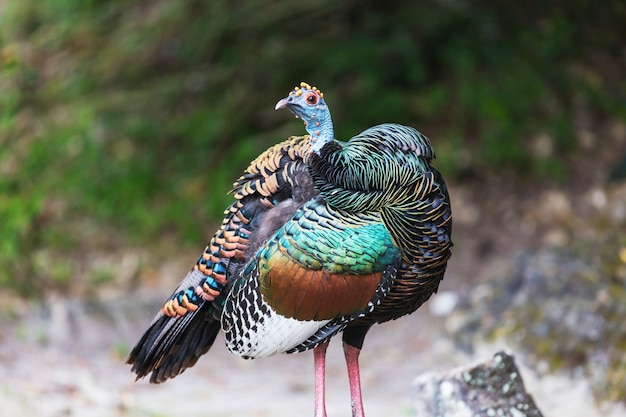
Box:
0;293;458;417
1;269;625;417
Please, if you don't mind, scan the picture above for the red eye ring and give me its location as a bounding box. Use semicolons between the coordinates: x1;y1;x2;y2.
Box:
305;92;319;105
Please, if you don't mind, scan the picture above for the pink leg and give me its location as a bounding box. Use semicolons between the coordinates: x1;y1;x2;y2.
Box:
313;341;329;417
343;342;365;417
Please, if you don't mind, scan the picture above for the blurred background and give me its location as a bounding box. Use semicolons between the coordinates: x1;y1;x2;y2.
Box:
0;0;625;416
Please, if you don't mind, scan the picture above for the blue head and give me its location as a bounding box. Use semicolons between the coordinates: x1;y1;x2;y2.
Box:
275;82;334;153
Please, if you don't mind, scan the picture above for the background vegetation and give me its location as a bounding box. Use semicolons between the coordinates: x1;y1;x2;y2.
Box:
0;0;624;296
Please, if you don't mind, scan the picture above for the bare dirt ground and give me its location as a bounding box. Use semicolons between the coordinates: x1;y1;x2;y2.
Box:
2;120;626;417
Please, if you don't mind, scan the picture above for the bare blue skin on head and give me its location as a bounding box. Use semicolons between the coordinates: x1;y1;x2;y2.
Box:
275;83;334;155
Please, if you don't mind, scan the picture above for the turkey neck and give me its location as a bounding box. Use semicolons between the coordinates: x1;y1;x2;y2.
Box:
306;140;347;188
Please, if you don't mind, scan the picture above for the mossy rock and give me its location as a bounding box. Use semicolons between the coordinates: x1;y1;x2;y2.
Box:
450;233;626;404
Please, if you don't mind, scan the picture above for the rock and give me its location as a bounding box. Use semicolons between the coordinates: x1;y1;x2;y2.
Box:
413;351;543;417
448;245;626;403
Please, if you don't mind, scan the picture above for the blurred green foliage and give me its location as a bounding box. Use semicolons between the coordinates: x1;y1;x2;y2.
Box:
0;0;624;294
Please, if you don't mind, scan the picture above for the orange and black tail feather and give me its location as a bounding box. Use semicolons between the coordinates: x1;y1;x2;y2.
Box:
127;269;223;383
127;304;221;383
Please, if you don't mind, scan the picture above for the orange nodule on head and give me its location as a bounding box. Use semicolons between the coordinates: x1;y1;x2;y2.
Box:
294;82;324;98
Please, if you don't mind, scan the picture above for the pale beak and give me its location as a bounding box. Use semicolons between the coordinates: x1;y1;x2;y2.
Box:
274;98;289;110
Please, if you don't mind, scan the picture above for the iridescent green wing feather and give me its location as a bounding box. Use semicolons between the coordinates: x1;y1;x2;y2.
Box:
257;198;402;319
222;198;402;356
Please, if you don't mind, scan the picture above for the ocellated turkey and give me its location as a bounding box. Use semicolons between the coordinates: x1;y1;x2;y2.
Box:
127;82;453;417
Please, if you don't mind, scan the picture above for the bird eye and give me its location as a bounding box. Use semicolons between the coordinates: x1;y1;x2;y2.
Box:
305;92;319;105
